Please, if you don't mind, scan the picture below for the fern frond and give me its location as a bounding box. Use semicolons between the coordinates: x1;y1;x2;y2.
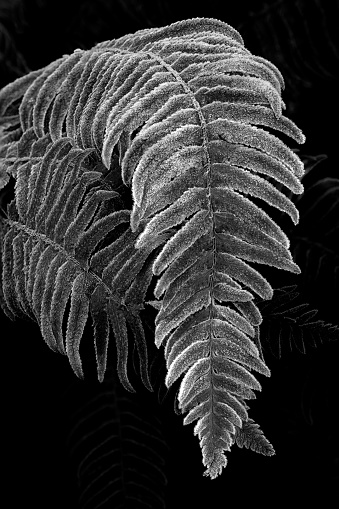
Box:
67;376;168;508
0;138;165;390
116;18;304;478
0;68;44;116
0;16;306;478
259;285;339;358
234;418;275;456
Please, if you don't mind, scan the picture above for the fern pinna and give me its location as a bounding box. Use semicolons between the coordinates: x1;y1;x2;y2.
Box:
0;18;305;478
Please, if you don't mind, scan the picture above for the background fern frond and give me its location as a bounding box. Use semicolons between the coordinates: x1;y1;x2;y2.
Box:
0;136;165;390
258;285;339;359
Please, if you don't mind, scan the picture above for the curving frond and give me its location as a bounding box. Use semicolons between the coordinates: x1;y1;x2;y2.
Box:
118;18;303;478
0;135;167;392
0;17;306;478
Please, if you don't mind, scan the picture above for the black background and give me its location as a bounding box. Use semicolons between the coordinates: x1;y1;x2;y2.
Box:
1;0;338;506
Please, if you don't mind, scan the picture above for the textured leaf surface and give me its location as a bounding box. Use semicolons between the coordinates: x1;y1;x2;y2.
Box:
0;17;306;479
0;138;161;390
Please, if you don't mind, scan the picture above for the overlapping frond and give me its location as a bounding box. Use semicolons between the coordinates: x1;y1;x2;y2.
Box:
0;17;306;478
107;18;304;478
0;135;167;391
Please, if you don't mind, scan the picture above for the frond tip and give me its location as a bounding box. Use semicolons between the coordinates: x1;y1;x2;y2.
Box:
234;418;275;456
202;448;229;480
